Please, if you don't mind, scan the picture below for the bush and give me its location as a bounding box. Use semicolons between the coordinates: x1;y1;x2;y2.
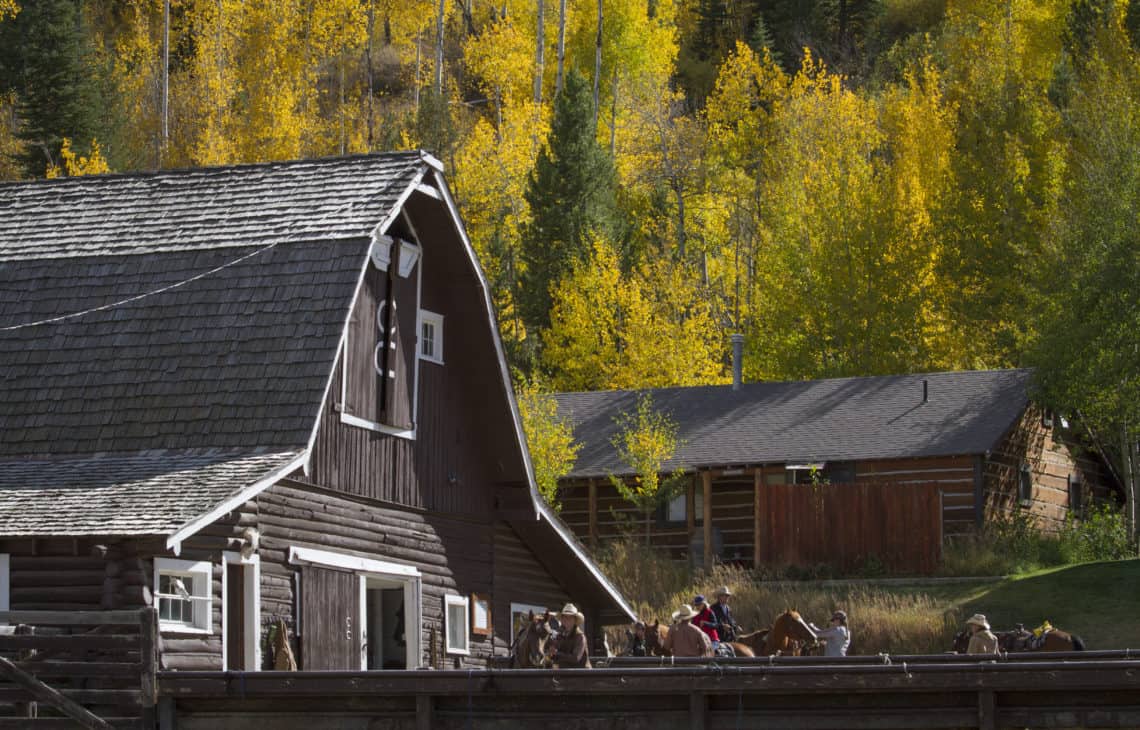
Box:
1058;503;1134;563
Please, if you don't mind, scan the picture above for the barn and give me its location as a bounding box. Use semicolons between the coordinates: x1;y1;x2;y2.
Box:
0;152;634;675
553;370;1120;574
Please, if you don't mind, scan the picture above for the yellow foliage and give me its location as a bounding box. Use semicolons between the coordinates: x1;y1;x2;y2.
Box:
517;382;581;511
0;0;17;22
0;91;22;180
46;138;111;178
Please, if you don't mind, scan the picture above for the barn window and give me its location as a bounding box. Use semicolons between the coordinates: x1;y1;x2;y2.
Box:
0;553;9;622
419;310;444;364
154;558;212;633
1018;464;1033;505
444;594;470;655
1068;474;1083;514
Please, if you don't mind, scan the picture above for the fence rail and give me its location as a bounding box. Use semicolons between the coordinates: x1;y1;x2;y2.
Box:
0;608;156;730
158;654;1140;730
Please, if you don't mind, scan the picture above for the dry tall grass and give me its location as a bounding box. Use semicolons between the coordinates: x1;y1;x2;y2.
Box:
598;539;961;655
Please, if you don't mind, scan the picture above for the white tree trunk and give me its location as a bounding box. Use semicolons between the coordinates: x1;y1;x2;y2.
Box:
555;0;567;95
534;0;545;104
435;0;445;94
593;0;602;125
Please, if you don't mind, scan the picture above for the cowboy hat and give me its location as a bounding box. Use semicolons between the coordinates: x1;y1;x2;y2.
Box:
672;604;698;622
831;610;847;623
965;614;990;630
559;603;585;622
715;586;733;597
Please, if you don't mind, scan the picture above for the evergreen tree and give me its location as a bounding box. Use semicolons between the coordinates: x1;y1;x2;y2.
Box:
520;67;619;337
0;0;103;177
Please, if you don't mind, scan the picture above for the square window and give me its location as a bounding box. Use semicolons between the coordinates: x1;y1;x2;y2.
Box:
154;558;212;633
445;594;469;655
666;493;686;522
1068;474;1083;514
419;310;444;364
1018;464;1033;505
510;602;548;641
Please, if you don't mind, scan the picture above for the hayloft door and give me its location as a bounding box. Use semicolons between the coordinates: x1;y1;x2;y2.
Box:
301;565;360;670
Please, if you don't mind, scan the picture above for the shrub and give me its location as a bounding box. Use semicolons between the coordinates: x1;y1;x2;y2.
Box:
1058;503;1133;563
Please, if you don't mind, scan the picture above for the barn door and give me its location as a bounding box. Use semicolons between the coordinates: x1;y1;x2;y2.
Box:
302;565;360;670
225;564;245;670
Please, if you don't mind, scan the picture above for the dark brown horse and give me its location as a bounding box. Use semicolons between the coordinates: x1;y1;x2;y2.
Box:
737;610;818;656
643;620;756;657
510;611;555;668
951;624;1086;653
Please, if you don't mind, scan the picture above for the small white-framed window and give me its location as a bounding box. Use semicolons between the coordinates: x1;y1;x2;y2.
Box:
1018;463;1033;506
510;602;549;641
444;594;470;655
154;558;213;633
666;493;686;522
0;553;9;622
419;310;444;364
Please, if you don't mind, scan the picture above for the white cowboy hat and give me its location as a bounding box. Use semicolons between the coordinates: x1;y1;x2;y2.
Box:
715;586;733;597
671;604;698;622
966;613;990;630
559;603;584;622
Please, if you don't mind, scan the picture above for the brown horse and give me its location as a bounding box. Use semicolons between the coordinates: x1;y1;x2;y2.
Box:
737;610;817;656
952;624;1086;653
643;620;756;658
510;611;555;668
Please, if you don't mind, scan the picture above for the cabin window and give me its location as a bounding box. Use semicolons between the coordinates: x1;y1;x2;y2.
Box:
444;594;470;655
787;462;855;485
510;602;549;640
154;558;212;633
665;493;686;522
0;553;9;621
419;310;444;364
1068;474;1083;514
1018;464;1033;505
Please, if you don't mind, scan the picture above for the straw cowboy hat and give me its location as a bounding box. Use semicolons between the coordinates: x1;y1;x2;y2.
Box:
559;603;585;622
715;586;733;598
671;604;699;622
965;614;990;631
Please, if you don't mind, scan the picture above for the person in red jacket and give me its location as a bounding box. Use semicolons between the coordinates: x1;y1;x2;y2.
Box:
691;595;720;644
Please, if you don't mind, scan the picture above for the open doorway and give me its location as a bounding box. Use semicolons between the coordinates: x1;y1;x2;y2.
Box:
364;579;407;670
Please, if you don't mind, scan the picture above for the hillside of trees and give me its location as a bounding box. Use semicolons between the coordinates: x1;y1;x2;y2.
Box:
0;1;1137;481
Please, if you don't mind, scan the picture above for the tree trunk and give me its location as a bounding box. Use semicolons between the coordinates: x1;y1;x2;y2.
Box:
535;0;545;104
609;68;617;156
435;0;445;95
1123;426;1138;549
365;0;374;150
555;0;567;95
593;0;602;125
645;510;651;546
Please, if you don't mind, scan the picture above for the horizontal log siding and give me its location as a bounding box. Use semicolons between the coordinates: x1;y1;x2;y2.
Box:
558;479;693;560
492;522;572;654
854;456;976;538
984;405;1117;531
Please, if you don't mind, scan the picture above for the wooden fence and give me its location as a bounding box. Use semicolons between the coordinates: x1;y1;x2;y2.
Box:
157;652;1140;730
0;608;157;729
756;481;943;573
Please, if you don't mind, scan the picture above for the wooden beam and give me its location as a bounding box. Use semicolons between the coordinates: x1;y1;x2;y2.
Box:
689;692;707;730
702;471;713;572
753;467;762;568
416;694;433;730
686;478;695;540
0;610;142;626
588;478;598;551
0;655;111;730
978;690;996;730
140;606;158;727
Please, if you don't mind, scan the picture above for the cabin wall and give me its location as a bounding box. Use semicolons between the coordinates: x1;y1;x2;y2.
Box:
984;406;1117;530
855;456;977;538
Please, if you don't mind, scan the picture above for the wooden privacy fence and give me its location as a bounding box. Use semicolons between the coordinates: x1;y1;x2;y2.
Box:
756;480;943;573
0;608;157;729
157;654;1140;730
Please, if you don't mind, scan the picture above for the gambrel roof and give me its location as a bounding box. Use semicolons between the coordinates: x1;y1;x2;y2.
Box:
555;369;1034;479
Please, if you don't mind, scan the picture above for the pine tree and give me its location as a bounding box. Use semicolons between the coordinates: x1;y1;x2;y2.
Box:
520;67;619;336
0;0;103;177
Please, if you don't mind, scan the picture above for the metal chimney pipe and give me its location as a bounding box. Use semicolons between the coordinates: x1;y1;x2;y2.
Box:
731;334;745;391
922;378;929;403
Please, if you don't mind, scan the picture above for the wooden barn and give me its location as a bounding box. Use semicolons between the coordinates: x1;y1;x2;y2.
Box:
553;370;1120;574
0;152;634;677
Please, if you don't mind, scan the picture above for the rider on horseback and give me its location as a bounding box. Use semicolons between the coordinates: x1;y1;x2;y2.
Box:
548;604;591;668
965;613;999;655
710;586;741;643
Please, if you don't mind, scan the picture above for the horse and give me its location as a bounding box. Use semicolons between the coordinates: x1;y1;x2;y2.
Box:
737;610;817;656
643;620;756;658
510;611;555;668
951;624;1086;653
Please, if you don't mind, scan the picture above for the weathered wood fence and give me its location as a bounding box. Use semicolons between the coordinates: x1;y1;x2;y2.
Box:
0;608;157;729
158;652;1140;730
756;481;944;573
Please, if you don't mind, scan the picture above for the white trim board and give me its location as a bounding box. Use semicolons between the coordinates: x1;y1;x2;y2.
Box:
288;546;421;578
0;554;9;616
166;452;307;556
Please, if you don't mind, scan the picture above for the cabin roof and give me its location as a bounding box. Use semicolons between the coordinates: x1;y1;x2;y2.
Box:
554;369;1033;479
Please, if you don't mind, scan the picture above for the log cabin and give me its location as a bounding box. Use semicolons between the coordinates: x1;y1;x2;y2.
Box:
0;152;634;673
553;369;1121;574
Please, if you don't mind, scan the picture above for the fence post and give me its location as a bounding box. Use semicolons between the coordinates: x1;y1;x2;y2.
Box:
689;691;707;730
978;690;995;730
140;606;158;728
416;693;433;730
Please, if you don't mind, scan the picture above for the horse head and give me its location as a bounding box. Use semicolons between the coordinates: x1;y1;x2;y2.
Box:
512;610;554;668
781;609;818;644
644;620;670;656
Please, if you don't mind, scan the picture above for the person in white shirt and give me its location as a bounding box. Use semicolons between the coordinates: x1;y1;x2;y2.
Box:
809;610;851;657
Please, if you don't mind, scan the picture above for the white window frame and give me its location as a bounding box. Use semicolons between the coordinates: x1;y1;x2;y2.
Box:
0;554;9;623
666;493;686;523
418;310;444;364
509;602;549;642
154;557;213;634
444;594;470;656
221;551;261;671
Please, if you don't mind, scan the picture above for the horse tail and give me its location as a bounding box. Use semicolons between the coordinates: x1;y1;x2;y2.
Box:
1072;635;1086;651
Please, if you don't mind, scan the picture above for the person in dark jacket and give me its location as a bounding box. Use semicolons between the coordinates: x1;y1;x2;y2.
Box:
710;586;739;643
692;595;720;643
626;621;648;657
549;603;592;668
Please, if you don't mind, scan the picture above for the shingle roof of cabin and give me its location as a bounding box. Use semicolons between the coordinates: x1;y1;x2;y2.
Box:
554;369;1033;479
0;153;433;534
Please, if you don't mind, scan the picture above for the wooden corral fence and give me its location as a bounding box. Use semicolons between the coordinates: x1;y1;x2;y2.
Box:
756;481;943;573
158;651;1140;730
0;608;157;729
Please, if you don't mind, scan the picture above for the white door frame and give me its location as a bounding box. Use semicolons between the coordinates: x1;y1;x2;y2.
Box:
221;551;261;671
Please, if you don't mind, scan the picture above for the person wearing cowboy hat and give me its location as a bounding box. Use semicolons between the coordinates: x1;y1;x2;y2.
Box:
691;594;721;645
548;603;591;668
663;604;713;658
710;586;740;643
626;620;648;657
808;610;851;657
965;613;999;655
